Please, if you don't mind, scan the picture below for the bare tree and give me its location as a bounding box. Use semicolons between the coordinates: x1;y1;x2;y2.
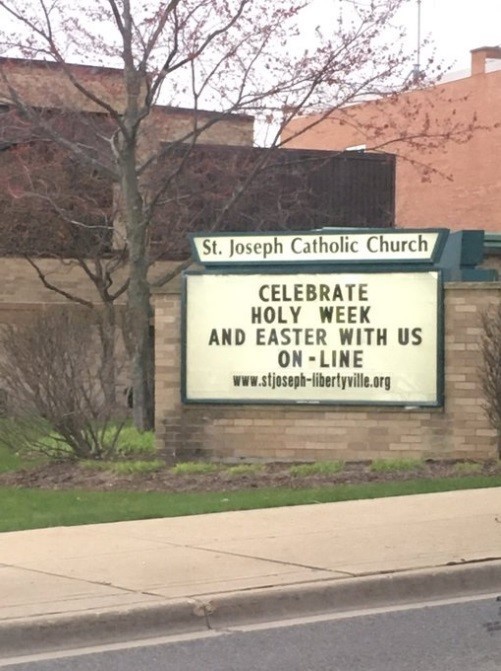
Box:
0;135;129;406
0;0;447;430
0;307;129;460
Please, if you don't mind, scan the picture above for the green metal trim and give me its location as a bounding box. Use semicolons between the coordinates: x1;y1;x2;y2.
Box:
180;273;189;405
436;271;445;408
484;232;501;254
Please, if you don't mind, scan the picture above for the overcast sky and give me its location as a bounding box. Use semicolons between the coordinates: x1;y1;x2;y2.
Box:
305;0;500;75
401;0;501;71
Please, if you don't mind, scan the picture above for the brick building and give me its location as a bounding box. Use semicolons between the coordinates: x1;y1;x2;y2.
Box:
0;57;402;307
1;60;499;462
283;47;501;233
0;58;254;307
0;58;254;147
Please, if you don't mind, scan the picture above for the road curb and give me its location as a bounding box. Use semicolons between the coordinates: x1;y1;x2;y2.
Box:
0;598;205;660
207;559;501;628
2;561;501;658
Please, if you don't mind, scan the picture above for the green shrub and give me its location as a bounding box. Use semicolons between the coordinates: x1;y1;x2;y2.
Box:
171;461;219;475
6;422;156;463
80;459;164;475
370;458;424;473
37;432;78;459
0;308;130;461
105;424;155;457
453;461;483;476
0;440;46;473
225;464;263;477
289;461;345;477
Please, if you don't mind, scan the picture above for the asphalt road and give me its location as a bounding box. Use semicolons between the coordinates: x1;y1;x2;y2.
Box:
3;594;501;671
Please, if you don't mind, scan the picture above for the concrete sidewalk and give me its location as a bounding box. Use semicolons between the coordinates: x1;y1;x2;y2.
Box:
1;488;501;656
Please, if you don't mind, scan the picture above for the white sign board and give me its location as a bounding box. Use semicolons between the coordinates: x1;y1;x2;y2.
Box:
183;272;442;405
191;230;446;265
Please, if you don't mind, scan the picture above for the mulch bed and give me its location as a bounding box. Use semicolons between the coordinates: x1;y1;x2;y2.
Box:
1;460;500;493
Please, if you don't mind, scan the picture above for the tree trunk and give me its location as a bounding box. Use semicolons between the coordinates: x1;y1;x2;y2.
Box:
128;276;155;431
96;303;117;410
120;145;155;431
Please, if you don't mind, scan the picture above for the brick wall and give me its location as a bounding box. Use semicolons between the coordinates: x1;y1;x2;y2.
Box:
0;58;254;147
154;282;501;462
0;59;254;264
283;53;501;233
0;257;184;305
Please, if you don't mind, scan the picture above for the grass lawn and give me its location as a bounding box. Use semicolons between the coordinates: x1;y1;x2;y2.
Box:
0;442;55;472
2;442;501;533
2;475;501;533
0;444;37;473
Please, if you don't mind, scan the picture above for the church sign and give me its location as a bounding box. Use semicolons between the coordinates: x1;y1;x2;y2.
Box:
191;230;446;265
183;229;446;407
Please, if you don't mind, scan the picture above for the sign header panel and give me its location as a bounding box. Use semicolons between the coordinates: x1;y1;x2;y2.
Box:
190;230;448;266
183;271;442;406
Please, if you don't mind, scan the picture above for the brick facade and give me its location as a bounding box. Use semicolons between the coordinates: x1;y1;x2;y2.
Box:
283;48;501;233
0;57;249;307
154;282;501;462
0;58;254;147
0;257;183;305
